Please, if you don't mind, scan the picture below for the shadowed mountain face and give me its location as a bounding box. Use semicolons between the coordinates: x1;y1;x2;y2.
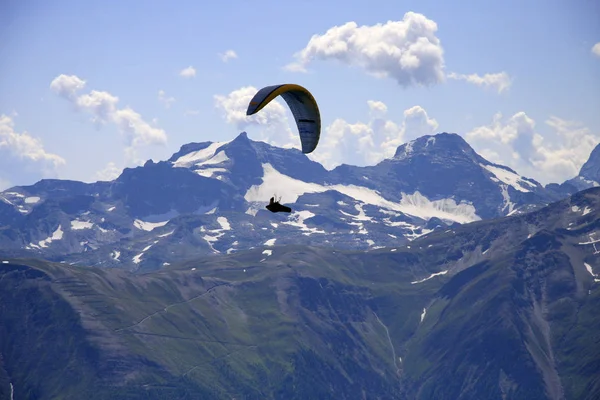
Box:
549;143;600;196
0;132;582;272
1;188;599;399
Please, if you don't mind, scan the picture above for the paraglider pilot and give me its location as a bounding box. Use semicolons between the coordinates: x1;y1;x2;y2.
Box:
266;196;292;213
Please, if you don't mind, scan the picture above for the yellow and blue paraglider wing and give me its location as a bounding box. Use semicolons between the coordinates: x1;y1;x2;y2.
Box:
246;84;321;154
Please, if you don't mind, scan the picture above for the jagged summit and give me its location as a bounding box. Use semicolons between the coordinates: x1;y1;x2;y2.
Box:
0;130;593;271
558;143;600;193
579;143;600;183
393;133;475;159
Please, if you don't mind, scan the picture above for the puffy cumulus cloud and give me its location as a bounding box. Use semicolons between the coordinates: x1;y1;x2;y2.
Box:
310;103;438;169
367;100;388;118
112;107;167;149
467;112;535;145
466;113;598;184
313;119;377;168
179;66;196;78
158;90;175;109
214;87;440;169
51;74;167;163
219;50;238;62
377;105;438;161
0;114;66;179
214;86;297;148
402;106;440;140
447;72;512;93
533;117;599;182
49;74;86;100
592;42;600;57
285;13;512;93
285;12;446;87
95;161;122;181
75;90;119;124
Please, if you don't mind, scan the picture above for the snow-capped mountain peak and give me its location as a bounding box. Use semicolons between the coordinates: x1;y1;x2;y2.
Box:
1;130;594;271
578;144;600;185
393;133;482;162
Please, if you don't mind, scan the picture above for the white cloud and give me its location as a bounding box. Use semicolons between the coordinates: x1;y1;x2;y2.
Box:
49;74;86;100
533;117;599;182
592;42;600;57
179;66;196;78
214;87;440;169
467;112;534;146
285;12;511;93
402;106;440;140
219;50;238;62
447;72;512;93
214;86;297;148
158;90;175;109
95;161;122;181
466;112;599;184
309;103;439;169
0;114;66;179
367;100;388;118
285;12;446;87
51;74;167;163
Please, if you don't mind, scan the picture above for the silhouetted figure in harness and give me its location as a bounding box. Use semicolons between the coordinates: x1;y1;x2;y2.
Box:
266;196;292;213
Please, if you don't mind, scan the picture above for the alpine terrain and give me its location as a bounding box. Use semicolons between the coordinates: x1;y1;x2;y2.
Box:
0;132;599;399
0;131;579;272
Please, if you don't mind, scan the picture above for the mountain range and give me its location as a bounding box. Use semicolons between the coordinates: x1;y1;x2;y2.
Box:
1;131;599;399
1;185;598;399
1;131;598;272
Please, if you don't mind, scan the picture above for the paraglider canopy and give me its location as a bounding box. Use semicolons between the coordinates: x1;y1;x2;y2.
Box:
246;84;321;154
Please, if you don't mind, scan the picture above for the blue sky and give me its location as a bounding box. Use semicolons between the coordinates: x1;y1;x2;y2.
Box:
1;0;599;189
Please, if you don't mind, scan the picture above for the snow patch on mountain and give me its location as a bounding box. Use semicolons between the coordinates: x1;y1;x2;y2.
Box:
395;140;415;160
217;216;231;230
265;238;276;246
499;185;515;214
195;168;228;179
399;192;479;224
200;217;232;253
245;206;259;216
481;164;536;193
283;210;326;235
132;243;155;264
584;262;596;278
134;219;169;231
71;219;93;230
582;207;592;216
405;227;434;241
411;270;448;284
351;204;372;221
37;225;64;248
24;196;40;204
172;141;230;168
0;196;13;206
245;164;480;224
342;204;372;234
